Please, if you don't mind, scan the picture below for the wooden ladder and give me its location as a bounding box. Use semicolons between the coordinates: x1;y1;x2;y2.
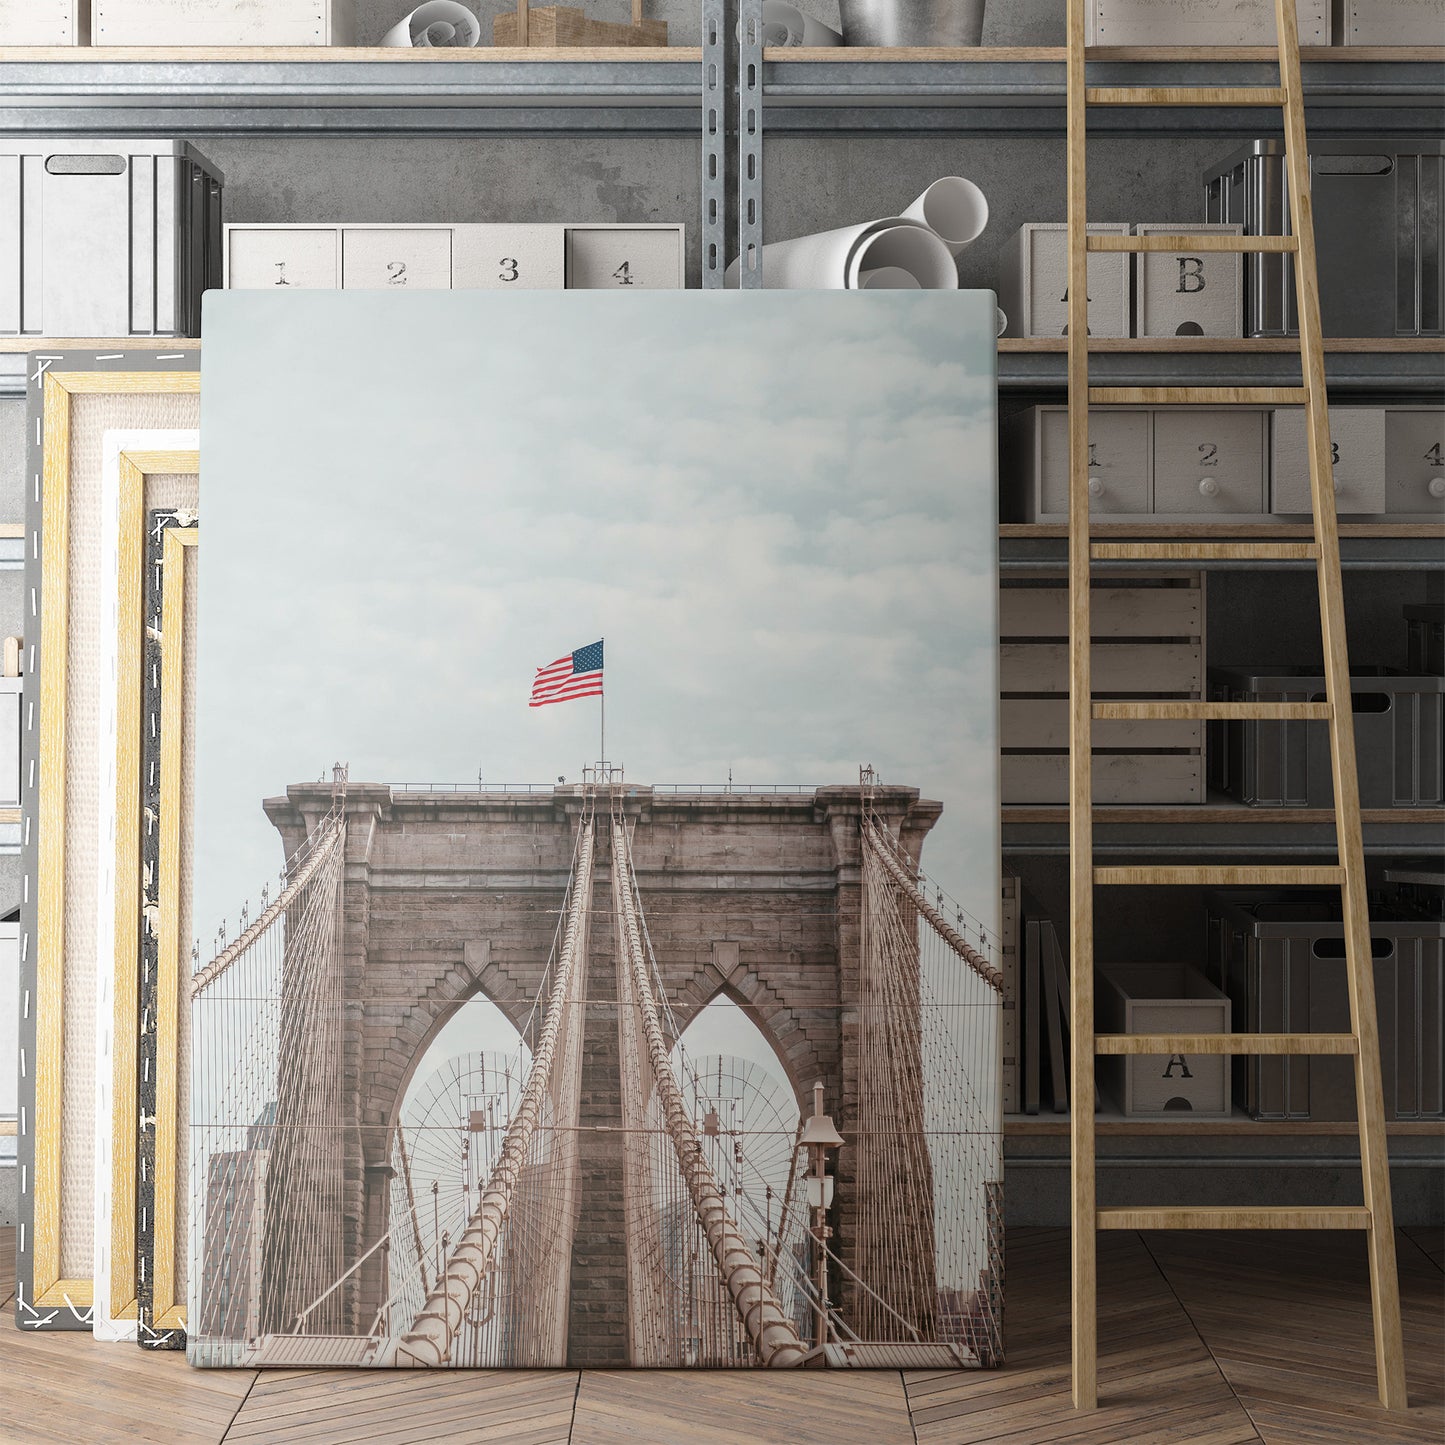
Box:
1065;0;1407;1412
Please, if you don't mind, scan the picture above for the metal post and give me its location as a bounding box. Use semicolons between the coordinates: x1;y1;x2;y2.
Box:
701;0;727;288
737;0;763;288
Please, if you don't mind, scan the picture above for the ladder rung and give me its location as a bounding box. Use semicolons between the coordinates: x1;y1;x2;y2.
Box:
1089;387;1309;406
1094;866;1345;887
1097;1207;1370;1232
1090;541;1321;562
1092;701;1331;721
1093;1033;1358;1057
1086;86;1287;108
1086;234;1297;254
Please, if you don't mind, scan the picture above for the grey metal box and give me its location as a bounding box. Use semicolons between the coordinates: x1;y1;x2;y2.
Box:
1204;139;1444;338
0;138;222;338
1207;892;1445;1121
1208;665;1445;808
1406;604;1444;676
1270;406;1387;516
1097;965;1231;1119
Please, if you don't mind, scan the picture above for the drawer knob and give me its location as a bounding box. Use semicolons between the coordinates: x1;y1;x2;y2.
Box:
1087;474;1105;498
1429;477;1445;500
1198;477;1219;498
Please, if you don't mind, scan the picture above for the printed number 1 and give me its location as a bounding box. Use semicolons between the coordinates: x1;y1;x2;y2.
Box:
614;261;635;286
273;261;291;287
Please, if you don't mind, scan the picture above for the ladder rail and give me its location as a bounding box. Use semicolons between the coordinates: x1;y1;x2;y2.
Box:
1063;0;1407;1413
1065;0;1097;1412
1273;0;1407;1408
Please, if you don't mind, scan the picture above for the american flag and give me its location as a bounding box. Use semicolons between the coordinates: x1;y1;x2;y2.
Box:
529;640;604;708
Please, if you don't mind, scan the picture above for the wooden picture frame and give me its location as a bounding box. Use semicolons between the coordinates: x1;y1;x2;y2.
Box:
15;353;200;1331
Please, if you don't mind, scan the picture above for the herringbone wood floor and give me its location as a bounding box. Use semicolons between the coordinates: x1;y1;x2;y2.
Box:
2;1225;1441;1443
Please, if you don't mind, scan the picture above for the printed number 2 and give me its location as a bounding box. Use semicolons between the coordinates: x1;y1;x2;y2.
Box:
499;258;519;283
386;261;408;287
1198;442;1218;466
614;261;635;286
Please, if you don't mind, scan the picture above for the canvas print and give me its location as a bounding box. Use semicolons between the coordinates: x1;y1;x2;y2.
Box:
188;289;1003;1371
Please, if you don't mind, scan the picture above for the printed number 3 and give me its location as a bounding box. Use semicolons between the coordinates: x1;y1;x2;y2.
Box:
614;261;634;286
499;258;519;283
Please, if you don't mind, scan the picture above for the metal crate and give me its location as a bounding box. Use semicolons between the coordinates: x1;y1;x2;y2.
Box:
0;138;223;338
1406;604;1444;676
1207;891;1444;1121
1208;665;1445;808
1204;139;1445;338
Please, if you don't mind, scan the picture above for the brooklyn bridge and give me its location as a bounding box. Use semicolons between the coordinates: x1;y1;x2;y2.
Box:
188;771;1004;1371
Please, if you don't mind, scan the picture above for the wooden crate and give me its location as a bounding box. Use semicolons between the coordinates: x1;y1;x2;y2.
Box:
1332;0;1445;44
1086;0;1329;44
93;0;355;44
494;5;667;44
1000;573;1206;806
0;0;86;43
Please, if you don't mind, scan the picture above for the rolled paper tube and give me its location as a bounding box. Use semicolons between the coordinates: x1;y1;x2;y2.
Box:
760;1;844;45
901;176;989;256
724;217;957;290
381;1;481;46
857;266;923;289
997;307;1008;336
845;223;958;291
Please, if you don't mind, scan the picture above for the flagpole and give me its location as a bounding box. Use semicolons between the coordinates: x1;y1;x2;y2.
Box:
600;636;606;768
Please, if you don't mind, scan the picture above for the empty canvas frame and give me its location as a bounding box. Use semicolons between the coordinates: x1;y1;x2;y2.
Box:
15;352;199;1333
190;290;1004;1371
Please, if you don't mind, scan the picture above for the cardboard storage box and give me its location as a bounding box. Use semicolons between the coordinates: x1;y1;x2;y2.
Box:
1208;665;1445;808
1208;892;1444;1121
1097;965;1232;1119
1134;223;1243;339
996;223;1130;339
1270;407;1387;516
93;0;356;44
1332;0;1445;44
0;138;223;338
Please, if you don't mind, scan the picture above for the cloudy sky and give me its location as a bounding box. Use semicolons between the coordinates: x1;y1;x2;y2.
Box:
194;289;1000;955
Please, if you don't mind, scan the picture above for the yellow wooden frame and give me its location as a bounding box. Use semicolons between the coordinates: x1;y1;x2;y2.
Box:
153;524;198;1331
107;450;199;1325
31;370;200;1311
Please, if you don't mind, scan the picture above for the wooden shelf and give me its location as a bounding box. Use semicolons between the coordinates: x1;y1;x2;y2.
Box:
1006;1112;1445;1138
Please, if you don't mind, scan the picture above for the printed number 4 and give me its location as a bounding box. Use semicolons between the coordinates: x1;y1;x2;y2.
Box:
614;261;635;286
1426;442;1444;466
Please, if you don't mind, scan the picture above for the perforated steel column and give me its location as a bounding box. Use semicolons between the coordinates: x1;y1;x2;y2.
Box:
736;0;763;288
701;0;727;289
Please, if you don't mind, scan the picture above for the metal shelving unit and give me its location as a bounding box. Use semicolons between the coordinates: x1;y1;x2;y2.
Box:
0;46;1438;135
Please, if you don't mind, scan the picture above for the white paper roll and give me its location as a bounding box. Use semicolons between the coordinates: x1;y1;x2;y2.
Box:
724;217;958;290
858;266;922;289
382;0;481;47
996;306;1008;336
902;176;989;256
761;1;844;45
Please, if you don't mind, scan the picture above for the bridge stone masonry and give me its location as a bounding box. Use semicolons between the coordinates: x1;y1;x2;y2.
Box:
264;780;942;1360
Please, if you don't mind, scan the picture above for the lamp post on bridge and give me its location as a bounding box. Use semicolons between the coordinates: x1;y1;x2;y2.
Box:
801;1080;843;1351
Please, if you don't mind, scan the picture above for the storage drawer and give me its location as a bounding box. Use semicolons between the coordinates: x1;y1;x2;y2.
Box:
0;0;86;42
0;140;223;338
227;226;340;290
1384;407;1445;514
342;228;452;290
1097;965;1231;1119
1152;409;1266;516
1002;642;1203;695
0;677;19;810
1332;0;1445;44
1271;407;1386;516
1014;406;1149;520
565;225;684;289
453;225;565;289
1001;753;1202;805
1134;223;1243;339
94;0;355;44
1088;0;1328;42
996;223;1130;340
